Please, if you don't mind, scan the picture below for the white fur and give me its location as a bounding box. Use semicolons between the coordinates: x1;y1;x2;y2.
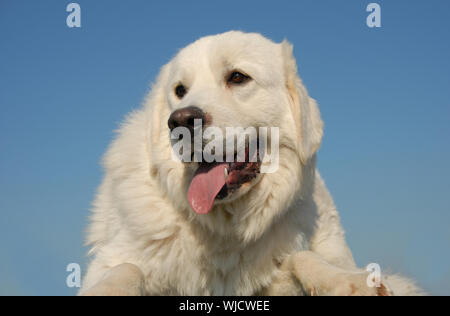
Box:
80;31;423;296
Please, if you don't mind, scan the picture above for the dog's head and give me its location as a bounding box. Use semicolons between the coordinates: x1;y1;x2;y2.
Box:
147;31;323;240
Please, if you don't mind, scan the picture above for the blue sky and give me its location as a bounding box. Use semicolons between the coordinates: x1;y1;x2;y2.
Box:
0;0;449;295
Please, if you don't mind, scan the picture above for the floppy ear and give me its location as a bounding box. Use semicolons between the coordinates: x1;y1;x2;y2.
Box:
281;40;323;164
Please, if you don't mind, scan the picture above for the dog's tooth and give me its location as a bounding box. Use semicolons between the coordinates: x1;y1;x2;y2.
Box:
224;168;228;178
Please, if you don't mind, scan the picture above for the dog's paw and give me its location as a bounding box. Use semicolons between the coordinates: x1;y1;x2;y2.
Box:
81;263;146;296
325;272;392;296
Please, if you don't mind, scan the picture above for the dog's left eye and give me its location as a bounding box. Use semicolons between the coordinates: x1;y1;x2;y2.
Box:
175;84;187;99
228;72;250;85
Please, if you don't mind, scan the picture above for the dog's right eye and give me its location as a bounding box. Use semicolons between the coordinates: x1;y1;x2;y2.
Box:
228;71;250;85
175;84;187;99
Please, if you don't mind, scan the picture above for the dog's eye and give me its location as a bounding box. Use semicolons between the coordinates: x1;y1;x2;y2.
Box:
175;84;187;99
228;72;250;85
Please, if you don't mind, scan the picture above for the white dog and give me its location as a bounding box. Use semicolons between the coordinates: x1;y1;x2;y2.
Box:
80;31;424;296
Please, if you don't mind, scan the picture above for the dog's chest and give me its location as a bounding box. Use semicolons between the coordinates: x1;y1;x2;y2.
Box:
143;236;281;296
189;250;275;296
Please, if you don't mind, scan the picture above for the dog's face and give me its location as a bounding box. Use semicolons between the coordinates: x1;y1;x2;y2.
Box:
148;31;323;238
165;33;286;130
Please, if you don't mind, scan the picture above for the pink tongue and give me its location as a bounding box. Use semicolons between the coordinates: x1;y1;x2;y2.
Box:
188;163;228;214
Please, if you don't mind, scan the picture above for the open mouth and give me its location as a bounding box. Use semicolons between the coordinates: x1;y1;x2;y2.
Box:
187;146;261;214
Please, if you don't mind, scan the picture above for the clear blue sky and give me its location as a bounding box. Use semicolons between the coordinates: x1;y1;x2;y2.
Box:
1;0;449;296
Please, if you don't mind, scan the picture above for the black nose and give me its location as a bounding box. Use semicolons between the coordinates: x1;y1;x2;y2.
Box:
168;106;206;131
